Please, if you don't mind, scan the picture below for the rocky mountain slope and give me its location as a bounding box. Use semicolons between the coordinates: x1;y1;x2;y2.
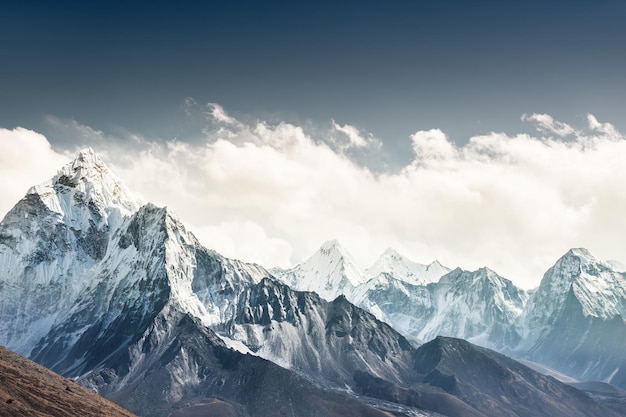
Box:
515;248;626;387
274;241;626;389
0;149;427;416
274;242;527;349
0;345;137;417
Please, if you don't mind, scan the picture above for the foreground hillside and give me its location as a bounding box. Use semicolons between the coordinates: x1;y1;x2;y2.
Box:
0;345;137;417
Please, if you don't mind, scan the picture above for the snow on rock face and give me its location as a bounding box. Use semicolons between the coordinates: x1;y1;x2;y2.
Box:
26;147;140;233
515;249;626;386
365;248;449;286
418;267;527;349
272;239;365;301
273;242;526;350
0;150;141;355
23;200;271;379
0;149;268;363
357;277;434;343
521;248;626;335
223;277;416;385
272;242;449;304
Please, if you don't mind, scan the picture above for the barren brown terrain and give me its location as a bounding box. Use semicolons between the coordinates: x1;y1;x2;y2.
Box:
0;345;137;417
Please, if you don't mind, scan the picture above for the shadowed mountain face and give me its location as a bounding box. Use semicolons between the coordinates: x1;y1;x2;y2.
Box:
222;278;416;385
0;346;137;417
569;381;626;415
80;314;398;417
517;249;626;387
356;337;622;417
275;240;626;391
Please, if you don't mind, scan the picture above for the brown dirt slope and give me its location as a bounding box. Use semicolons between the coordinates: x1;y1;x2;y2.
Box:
0;345;137;417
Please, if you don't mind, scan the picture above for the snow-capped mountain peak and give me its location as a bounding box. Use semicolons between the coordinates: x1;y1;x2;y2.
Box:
565;247;597;263
270;239;365;300
300;239;364;287
520;247;626;341
26;147;140;231
365;247;449;286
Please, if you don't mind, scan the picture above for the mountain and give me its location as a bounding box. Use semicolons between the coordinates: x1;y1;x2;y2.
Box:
352;267;527;348
271;239;365;301
356;336;621;417
271;242;455;342
365;248;449;286
0;150;426;416
349;272;435;341
419;267;527;349
275;242;527;350
0;345;137;417
272;240;626;391
78;312;401;417
272;243;449;303
0;148;141;355
220;277;416;385
569;381;626;416
516;248;626;387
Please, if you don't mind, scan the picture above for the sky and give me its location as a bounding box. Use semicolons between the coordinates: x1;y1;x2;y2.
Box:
1;1;626;288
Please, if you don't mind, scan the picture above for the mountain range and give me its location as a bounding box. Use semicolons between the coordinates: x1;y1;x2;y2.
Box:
273;239;626;390
1;148;625;417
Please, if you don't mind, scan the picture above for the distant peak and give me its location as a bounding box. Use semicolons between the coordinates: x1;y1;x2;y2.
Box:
320;239;341;250
311;239;358;267
380;247;404;260
27;148;141;221
77;146;98;160
71;147;108;173
477;266;496;275
318;239;350;257
564;248;596;262
431;260;444;267
296;239;364;288
567;247;593;257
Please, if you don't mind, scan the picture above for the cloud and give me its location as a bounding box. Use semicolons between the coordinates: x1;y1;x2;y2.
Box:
207;102;237;125
410;129;458;164
586;113;621;140
331;120;379;150
0;127;69;218
521;113;578;137
1;111;625;289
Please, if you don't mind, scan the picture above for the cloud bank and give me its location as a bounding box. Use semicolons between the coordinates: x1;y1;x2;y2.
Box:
1;108;625;289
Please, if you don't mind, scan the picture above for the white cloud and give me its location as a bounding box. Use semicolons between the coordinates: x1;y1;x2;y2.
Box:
0;127;69;218
207;102;237;124
521;113;578;137
411;129;458;164
193;220;293;267
331;120;378;149
1;112;625;289
586;113;621;140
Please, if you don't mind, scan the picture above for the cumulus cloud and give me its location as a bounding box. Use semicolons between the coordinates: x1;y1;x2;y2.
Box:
586;113;621;140
0;127;70;217
207;102;238;125
1;109;625;289
522;113;578;137
411;129;458;164
331;120;379;150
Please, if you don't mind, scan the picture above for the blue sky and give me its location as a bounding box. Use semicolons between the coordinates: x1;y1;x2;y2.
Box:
2;1;625;149
2;1;626;287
